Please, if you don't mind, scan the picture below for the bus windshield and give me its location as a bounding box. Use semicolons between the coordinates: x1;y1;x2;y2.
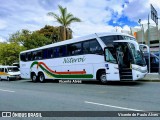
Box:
129;43;146;66
8;67;19;72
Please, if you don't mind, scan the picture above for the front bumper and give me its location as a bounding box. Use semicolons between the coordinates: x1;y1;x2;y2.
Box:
9;75;21;80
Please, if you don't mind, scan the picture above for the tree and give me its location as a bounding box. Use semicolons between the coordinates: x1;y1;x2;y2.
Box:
37;25;59;43
47;5;81;40
23;31;52;49
9;29;31;46
9;30;52;50
0;42;26;65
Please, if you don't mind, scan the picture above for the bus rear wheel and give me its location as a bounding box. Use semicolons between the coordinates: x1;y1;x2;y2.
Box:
38;73;45;83
98;71;107;84
31;73;37;82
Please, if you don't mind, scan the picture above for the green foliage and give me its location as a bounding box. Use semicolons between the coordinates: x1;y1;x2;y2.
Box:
48;5;81;28
9;29;52;50
0;42;26;65
48;5;81;40
23;31;52;49
37;25;59;42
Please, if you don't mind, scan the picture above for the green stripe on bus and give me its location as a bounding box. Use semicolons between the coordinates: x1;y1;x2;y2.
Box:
30;61;93;79
30;61;38;69
39;65;93;79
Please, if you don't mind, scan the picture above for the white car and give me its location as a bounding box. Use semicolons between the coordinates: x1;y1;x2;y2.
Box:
0;66;21;81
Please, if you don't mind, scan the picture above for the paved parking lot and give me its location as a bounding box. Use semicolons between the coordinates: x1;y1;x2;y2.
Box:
0;79;160;120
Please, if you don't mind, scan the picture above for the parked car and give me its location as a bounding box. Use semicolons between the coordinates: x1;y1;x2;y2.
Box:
143;53;159;73
0;66;21;81
154;52;159;57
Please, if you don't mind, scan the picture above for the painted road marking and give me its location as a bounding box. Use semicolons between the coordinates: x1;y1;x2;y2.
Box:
0;89;15;93
85;101;143;111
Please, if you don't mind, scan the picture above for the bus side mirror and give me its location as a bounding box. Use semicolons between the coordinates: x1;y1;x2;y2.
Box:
139;44;150;53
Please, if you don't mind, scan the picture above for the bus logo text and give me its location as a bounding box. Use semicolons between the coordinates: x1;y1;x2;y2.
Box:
63;57;86;63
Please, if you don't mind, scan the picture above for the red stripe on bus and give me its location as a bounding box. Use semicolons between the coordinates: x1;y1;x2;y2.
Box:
37;62;86;75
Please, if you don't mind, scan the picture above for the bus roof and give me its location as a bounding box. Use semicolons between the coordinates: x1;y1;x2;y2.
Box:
20;32;135;54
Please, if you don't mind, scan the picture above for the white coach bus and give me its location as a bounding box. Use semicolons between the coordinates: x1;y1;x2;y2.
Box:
19;32;148;84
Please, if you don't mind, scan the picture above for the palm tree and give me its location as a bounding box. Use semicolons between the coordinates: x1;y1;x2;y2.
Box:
47;5;81;40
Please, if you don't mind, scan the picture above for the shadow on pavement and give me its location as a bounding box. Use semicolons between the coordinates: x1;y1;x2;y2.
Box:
82;81;144;86
21;79;59;83
18;79;145;86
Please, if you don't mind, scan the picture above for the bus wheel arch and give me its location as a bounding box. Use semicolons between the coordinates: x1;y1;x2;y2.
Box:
96;69;107;84
31;72;37;82
38;72;45;83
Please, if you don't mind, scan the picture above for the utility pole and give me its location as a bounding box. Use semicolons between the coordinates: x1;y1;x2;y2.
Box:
159;27;160;77
138;19;144;44
148;14;151;73
142;24;144;44
151;4;160;75
156;18;160;76
158;21;160;76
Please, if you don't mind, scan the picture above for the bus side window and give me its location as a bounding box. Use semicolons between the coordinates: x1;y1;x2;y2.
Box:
5;68;8;73
48;48;53;58
89;39;103;54
43;49;48;59
33;51;37;60
31;52;33;61
83;41;90;54
73;43;82;55
26;52;32;61
68;43;82;56
100;36;115;45
54;47;59;58
20;53;26;61
104;46;117;63
1;68;4;72
67;44;72;56
37;50;42;60
59;46;67;57
25;53;28;61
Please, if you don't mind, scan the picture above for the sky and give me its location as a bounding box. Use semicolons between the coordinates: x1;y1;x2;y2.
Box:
0;0;160;42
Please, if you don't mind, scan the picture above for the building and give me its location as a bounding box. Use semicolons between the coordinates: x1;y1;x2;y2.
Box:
122;24;160;52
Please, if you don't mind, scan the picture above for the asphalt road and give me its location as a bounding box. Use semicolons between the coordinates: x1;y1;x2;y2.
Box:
0;79;160;120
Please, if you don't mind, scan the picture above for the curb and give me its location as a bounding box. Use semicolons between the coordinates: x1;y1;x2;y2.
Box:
138;79;160;82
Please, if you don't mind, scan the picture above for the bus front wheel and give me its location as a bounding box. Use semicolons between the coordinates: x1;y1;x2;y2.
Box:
31;73;37;82
98;71;107;84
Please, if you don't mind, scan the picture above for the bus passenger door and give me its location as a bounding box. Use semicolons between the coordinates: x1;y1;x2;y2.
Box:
104;46;120;81
113;40;142;80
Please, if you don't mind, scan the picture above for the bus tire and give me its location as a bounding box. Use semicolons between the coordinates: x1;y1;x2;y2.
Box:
38;73;45;83
31;73;37;82
98;71;107;84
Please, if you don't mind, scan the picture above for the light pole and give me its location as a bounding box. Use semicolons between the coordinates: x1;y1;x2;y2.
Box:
148;14;151;73
151;4;159;75
157;18;160;76
115;26;119;32
138;19;144;44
